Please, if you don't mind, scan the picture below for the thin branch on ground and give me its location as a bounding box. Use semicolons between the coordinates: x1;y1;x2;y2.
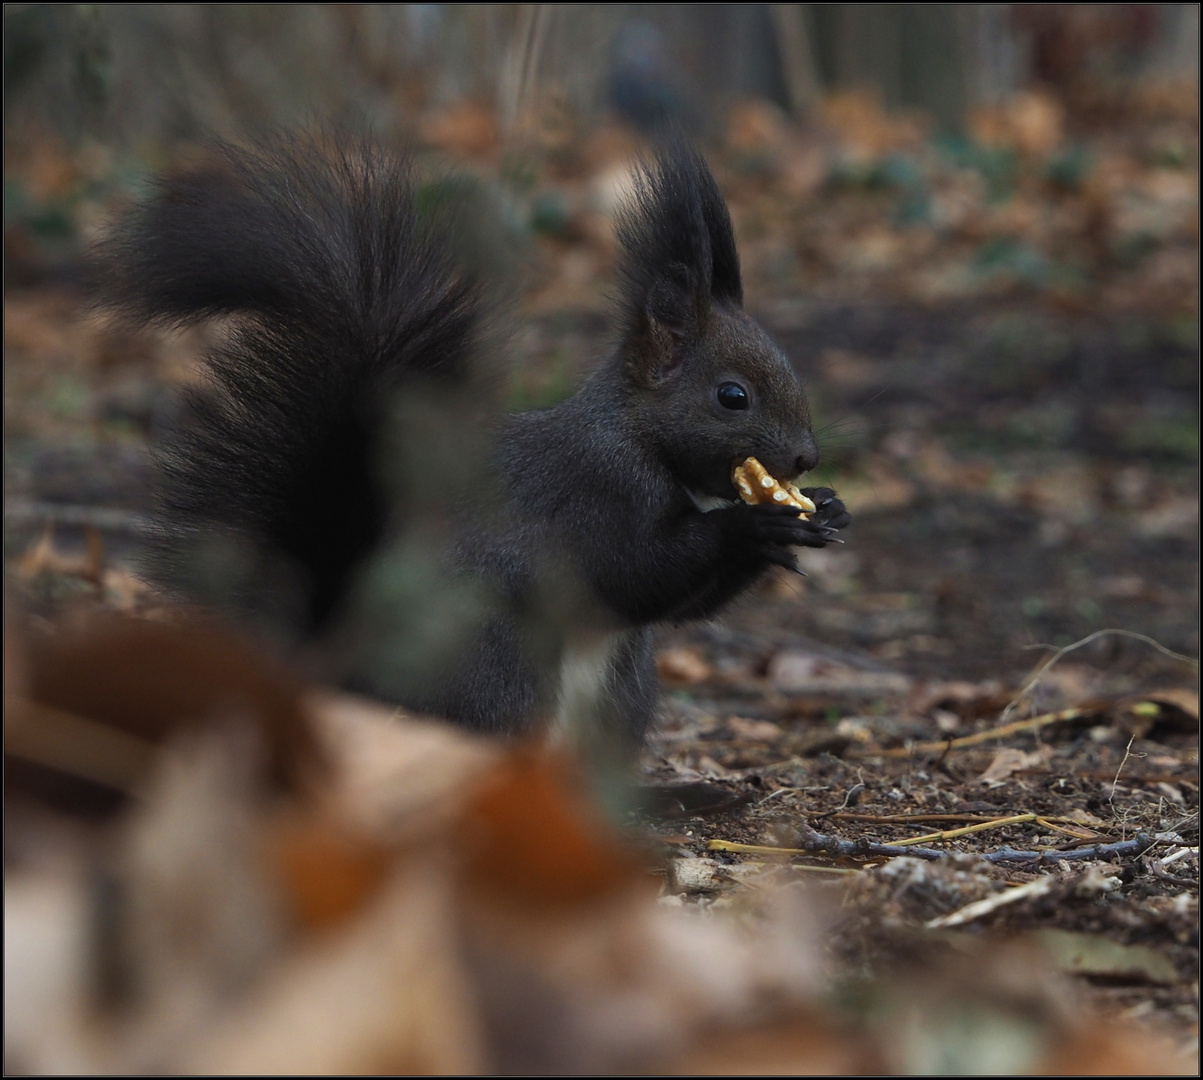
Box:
1001;628;1199;727
892;813;1037;847
1036;816;1105;842
860;706;1089;757
981;833;1154;865
925;875;1058;929
1109;733;1143;837
706;829;1157;867
833;812;1008;824
832;812;1112;832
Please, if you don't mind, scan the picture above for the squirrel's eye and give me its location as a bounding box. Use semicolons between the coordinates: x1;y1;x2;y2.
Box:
716;382;749;410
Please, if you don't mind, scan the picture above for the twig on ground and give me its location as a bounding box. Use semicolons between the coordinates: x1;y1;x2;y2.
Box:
1018;770;1194;784
981;833;1154;865
1109;733;1143;836
833;812;1004;824
809;780;866;818
860;706;1089;758
708;831;947;861
892;813;1037;847
1002;628;1198;727
1159;846;1198;867
706;829;1157;867
925;875;1059;928
5;695;155;793
1035;816;1103;842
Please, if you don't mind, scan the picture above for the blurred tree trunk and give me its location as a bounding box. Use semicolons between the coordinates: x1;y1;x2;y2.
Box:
900;5;971;129
967;4;1024;105
7;4;1197;154
809;3;973;127
769;5;822;117
1161;3;1200;77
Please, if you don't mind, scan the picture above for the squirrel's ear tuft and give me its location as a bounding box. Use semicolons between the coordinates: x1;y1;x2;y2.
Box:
616;140;742;386
616;141;743;308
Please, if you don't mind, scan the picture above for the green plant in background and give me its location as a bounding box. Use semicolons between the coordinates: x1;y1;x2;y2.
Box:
934;133;1021;202
825;149;932;227
411;173;529;298
498;152;539;197
508;345;577;412
973;237;1049;288
1110;230;1161;270
827;150;920;193
1117;413;1199;463
4;178;77;241
528;189;573;238
971;237;1087;295
1043;144;1091;192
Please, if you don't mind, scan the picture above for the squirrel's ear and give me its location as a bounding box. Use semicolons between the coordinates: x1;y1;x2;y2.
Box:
617;143;740;387
647;262;702;337
628;262;703;387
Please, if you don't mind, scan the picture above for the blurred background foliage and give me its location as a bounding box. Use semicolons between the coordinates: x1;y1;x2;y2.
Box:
3;16;1197;1064
3;4;1199;667
4;4;1199;145
4;4;1198;306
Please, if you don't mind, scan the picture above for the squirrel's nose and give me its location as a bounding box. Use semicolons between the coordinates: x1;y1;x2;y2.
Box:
794;436;819;475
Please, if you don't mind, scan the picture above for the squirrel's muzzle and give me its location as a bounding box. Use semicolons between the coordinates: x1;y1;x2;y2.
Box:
793;432;820;476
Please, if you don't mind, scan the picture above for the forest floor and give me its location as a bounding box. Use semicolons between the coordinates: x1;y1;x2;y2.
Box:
4;89;1198;1065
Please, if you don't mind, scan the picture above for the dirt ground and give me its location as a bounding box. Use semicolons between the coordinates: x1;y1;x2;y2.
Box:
639;296;1197;1044
4;89;1199;1057
5;284;1197;1049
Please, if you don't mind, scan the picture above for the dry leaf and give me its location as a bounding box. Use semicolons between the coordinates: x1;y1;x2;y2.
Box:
978;747;1050;786
726;716;784;743
726;98;791;156
418;102;498;160
768;649;910;697
9;613;326;808
183;865;485;1075
1033;929;1181;984
1143;688;1200;722
458;750;650;913
656;646;713;686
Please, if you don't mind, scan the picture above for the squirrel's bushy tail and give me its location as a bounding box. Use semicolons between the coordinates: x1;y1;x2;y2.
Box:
96;137;485;633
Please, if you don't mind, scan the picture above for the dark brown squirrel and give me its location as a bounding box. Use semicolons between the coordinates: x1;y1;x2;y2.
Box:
94;134;849;745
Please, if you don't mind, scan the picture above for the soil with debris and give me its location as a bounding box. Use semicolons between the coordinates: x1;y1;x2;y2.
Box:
6;287;1197;1049
634;298;1198;1044
4;96;1198;1053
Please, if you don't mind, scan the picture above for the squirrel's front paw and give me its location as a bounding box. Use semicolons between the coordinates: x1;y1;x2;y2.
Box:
798;487;851;532
721;502;837;559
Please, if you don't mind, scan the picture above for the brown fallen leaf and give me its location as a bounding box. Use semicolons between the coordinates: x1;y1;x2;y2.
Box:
656;646;713;686
1033;929;1181;985
8;612;327;810
1141;688;1199;723
768;650;910;697
662;1011;884;1075
418;101;498;160
726;716;785;743
181;862;486;1076
267;813;396;934
978;746;1052;786
457;749;651;914
4;605;1194;1075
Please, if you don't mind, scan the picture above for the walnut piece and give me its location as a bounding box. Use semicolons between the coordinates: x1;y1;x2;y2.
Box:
732;457;816;516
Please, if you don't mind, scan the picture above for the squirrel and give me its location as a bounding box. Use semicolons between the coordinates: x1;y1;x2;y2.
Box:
95;134;850;746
